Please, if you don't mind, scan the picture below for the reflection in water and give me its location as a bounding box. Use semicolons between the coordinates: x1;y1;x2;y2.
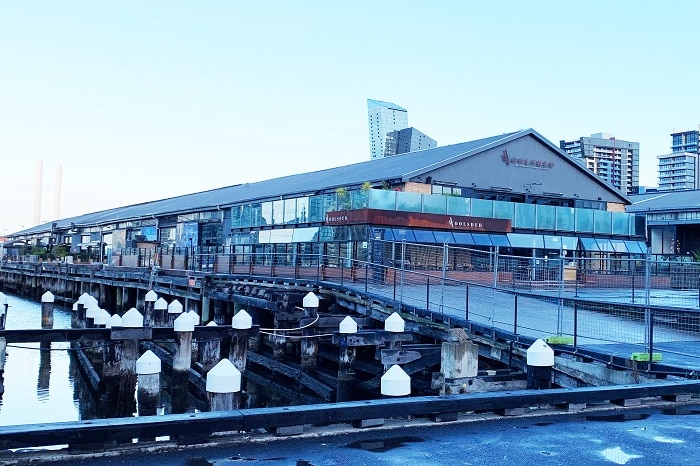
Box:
0;293;84;426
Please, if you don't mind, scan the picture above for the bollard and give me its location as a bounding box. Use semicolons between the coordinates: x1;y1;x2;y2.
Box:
381;364;411;397
337;316;357;402
153;297;168;327
206;358;241;411
173;313;195;377
41;291;55;329
526;338;554;390
167;299;183;328
136;350;162;417
144;290;158;327
230;310;252;373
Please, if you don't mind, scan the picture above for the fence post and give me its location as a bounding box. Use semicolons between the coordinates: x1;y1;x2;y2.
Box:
400;240;405;305
644;251;651;349
465;284;469;322
648;309;655;372
513;294;518;335
573;301;578;347
426;277;430;311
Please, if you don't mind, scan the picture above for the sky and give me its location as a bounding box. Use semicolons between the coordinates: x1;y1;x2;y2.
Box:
2;1;699;234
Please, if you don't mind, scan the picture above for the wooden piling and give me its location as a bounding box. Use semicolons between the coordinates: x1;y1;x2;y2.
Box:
41;291;54;329
173;313;194;378
136;350;161;417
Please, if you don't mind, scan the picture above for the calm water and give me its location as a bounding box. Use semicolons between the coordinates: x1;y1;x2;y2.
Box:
0;293;85;426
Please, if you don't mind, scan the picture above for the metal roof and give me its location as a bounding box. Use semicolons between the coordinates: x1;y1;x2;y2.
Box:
627;190;700;213
12;128;629;236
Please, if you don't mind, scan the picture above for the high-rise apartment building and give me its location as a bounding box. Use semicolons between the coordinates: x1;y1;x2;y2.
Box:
367;99;436;159
384;127;437;156
367;99;408;160
559;133;640;195
657;128;700;191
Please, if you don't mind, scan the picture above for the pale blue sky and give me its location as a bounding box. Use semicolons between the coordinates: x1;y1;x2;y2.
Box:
2;1;698;233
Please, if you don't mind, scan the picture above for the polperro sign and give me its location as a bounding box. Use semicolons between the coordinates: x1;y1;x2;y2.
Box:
501;149;553;170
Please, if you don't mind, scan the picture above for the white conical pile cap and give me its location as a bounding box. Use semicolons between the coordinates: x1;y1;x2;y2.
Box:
122;308;144;328
168;299;183;315
339;316;357;334
85;301;100;319
206;321;217;327
85;295;99;307
154;297;168;310
232;310;252;329
385;312;405;333
206;359;241;393
145;290;158;302
72;302;79;311
136;350;161;375
174;312;195;332
41;291;54;303
187;310;200;325
303;292;319;308
94;308;111;326
107;314;122;328
381;364;411;396
0;292;7;305
527;338;555;367
77;293;91;305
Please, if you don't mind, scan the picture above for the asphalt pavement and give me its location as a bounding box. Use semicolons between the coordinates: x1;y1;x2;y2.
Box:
4;403;700;466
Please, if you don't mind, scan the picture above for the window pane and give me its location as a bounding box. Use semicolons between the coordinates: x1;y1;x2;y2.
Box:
368;189;396;210
433;231;455;244
579;237;599;251
536;205;556;230
594;210;611;235
493;200;514;220
423;194;448;214
471;199;493;217
471;233;492;246
514;203;536;229
611;212;629;235
413;230;436;243
508;233;544;249
392;228;416;242
556;206;576;232
489;234;510;247
576;209;594;233
446;196;470;215
396;191;422;212
452;232;474;245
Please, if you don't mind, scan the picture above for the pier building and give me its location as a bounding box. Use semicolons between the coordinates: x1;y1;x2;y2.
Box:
3;128;646;268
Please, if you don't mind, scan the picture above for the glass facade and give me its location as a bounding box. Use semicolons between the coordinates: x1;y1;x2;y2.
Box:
227;188;645;253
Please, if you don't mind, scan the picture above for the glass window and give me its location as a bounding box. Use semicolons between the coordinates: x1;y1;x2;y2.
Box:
636;241;648;255
579;237;599;251
423;194;448;214
609;239;628;253
372;227;390;241
556;206;576;232
231;206;243;229
536;205;556;230
296;197;309;224
413;230;436;243
368;189;396;210
514;203;536;229
261;202;272;226
396;191;422;212
452;232;474;245
493;200;514;220
352;189;369;209
392;228;416;242
446;196;470;216
543;235;564;250
508;233;544;249
489;234;510;248
257;230;271;244
471;233;492;246
272;199;284;225
433;231;455;244
292;227;319;243
576;209;594;233
471;199;493;218
308;195;327;223
611;212;629;235
596;238;614;252
594;210;612;235
268;229;294;244
283;198;297;224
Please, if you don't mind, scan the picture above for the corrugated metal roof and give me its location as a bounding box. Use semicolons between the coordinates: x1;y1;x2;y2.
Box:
627;190;700;212
13;128;628;235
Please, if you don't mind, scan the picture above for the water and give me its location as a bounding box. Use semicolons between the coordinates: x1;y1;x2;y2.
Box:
0;294;84;426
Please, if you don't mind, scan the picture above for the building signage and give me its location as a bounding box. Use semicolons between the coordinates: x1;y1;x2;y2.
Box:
325;209;511;233
501;149;553;170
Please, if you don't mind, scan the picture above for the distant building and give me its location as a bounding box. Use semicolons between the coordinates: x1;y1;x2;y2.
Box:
657;152;699;191
671;128;699;154
658;128;700;191
384;127;437;156
367;99;436;160
559;133;639;195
